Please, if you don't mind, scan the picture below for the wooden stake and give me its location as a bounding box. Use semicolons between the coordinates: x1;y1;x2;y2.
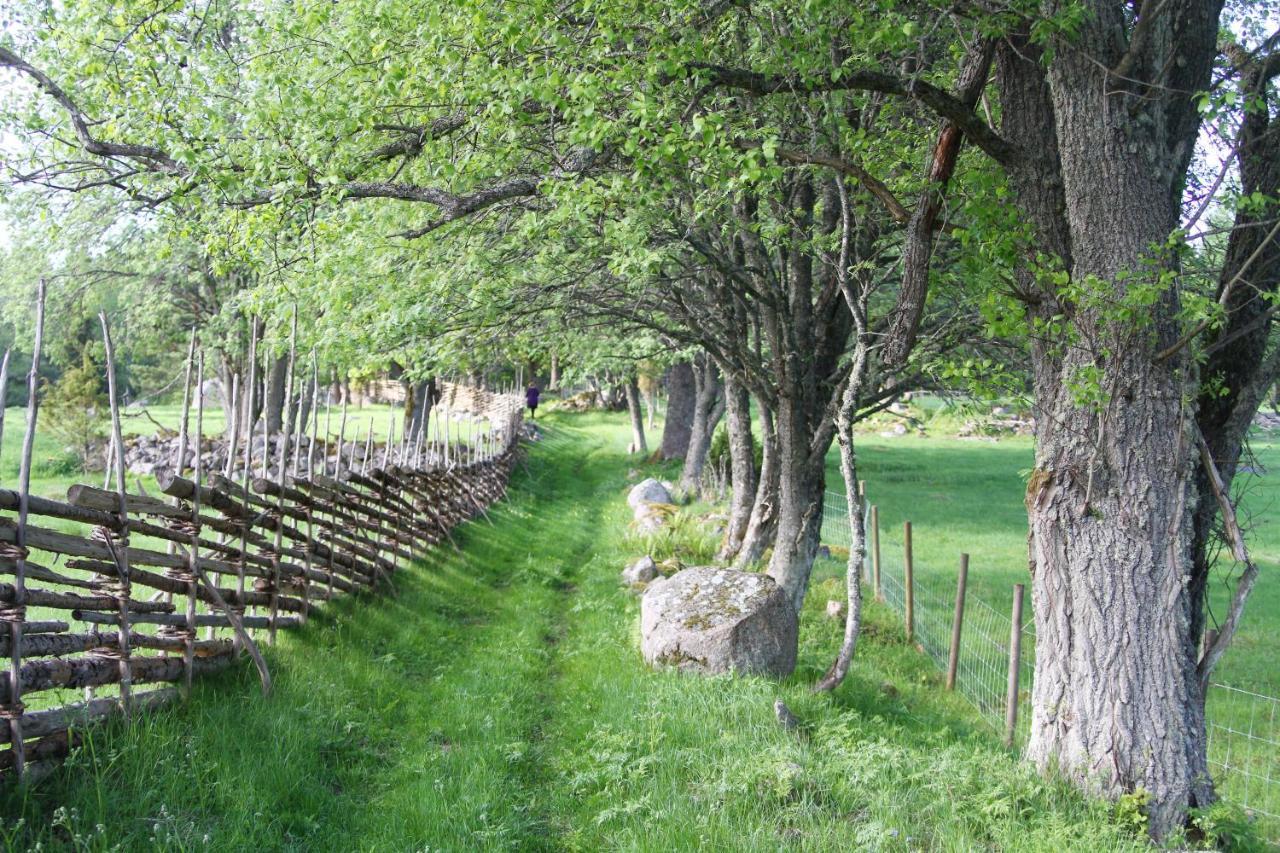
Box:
5;285;46;778
223;372;240;478
269;311;298;645
903;520;914;644
182;350;205;697
336;397;348;475
306;354;319;478
321;394;333;477
238;320;259;641
361;419;373;477
1005;583;1025;748
946;553;969;691
174;330;197;477
0;348;9;483
98;309;134;720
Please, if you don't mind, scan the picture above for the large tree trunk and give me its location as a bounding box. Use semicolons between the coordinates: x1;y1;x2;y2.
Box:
624;376;647;454
677;355;725;495
263;355;288;434
995;7;1224;834
735;398;779;569
718;374;756;561
658;361;695;459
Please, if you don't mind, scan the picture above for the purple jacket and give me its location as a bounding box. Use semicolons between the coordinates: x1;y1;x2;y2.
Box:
525;386;540;406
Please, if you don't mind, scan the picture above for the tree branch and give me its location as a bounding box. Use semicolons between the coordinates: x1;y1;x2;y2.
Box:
688;61;1018;165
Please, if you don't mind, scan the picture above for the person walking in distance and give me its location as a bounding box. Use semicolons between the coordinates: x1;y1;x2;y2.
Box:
525;383;540;419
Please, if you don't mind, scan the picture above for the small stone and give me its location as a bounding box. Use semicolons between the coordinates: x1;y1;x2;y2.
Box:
826;599;846;620
622;556;659;586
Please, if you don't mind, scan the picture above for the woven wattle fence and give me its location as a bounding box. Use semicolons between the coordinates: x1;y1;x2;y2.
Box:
0;286;525;779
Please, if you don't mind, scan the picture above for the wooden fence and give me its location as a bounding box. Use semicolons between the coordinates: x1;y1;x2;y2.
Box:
0;287;526;780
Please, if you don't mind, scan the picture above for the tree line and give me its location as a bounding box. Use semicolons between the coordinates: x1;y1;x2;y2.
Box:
0;0;1277;839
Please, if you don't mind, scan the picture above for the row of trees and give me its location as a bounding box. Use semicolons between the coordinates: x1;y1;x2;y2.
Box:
1;0;1277;838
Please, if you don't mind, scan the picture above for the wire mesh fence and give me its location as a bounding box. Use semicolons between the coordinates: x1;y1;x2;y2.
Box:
822;488;1279;837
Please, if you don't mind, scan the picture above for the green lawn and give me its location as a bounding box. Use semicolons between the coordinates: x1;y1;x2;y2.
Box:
0;411;1160;851
833;432;1279;695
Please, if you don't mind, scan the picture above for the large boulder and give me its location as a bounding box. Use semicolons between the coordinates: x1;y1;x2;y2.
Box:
640;568;797;677
628;478;673;509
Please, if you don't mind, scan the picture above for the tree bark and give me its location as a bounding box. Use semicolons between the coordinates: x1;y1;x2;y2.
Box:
677;354;725;496
994;6;1224;834
404;378;436;441
718;374;756;561
765;389;827;612
624;375;647;454
263;355;288;434
735;397;779;569
658;360;695;459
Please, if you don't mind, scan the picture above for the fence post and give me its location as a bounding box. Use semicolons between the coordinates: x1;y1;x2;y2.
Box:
872;505;881;602
1005;582;1026;748
946;553;969;691
903;520;914;644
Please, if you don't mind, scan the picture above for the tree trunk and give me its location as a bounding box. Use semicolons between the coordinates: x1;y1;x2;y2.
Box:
296;371;315;439
718;374;756;561
815;368;867;692
405;378;436;442
677;355;725;496
994;9;1224;834
659;361;695;459
735;398;779;569
624;376;647;454
549;351;560;390
765;392;827;613
263;355;288;434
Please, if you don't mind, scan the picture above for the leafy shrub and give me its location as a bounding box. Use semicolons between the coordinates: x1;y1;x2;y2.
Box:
707;420;761;474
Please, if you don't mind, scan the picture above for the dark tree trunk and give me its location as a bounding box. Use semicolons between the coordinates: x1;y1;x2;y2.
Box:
263;355;288;434
659;361;695;460
735;397;779;569
296;371;315;439
718;374;756;561
995;5;1225;834
765;391;827;612
678;355;725;495
405;378;436;442
624;376;647;454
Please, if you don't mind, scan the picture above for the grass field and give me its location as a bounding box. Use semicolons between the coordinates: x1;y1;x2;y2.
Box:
821;431;1280;693
0;412;1169;851
0;404;1274;848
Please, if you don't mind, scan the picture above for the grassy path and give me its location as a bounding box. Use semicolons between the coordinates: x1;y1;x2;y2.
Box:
1;414;1149;851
